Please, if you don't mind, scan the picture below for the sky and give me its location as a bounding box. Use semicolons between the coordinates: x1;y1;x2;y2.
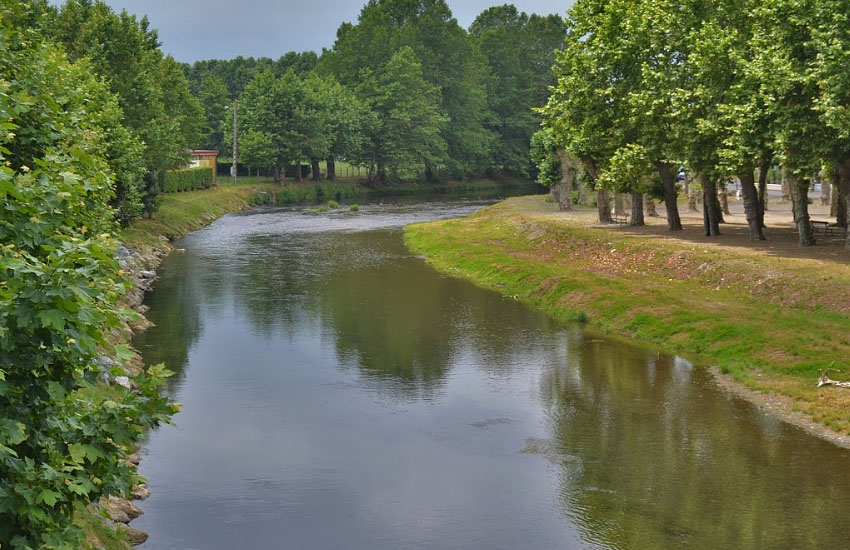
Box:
63;0;573;63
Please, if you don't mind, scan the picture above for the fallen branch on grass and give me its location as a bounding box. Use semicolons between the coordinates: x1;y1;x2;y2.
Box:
817;368;850;388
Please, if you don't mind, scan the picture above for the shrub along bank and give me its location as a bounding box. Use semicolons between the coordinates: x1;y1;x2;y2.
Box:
162;167;214;193
404;195;850;440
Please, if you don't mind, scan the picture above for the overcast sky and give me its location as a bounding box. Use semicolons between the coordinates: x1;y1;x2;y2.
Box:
66;1;572;63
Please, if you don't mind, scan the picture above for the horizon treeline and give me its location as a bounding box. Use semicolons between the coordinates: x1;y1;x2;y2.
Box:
182;0;566;185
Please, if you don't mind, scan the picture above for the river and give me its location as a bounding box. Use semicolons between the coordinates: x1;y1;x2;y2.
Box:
133;196;850;549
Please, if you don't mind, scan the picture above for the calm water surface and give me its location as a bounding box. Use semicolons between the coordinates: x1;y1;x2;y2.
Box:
133;198;850;550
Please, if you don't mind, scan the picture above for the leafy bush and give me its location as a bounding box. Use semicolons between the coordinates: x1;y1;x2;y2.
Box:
0;7;175;548
163;167;214;193
350;204;360;212
327;200;340;209
253;191;273;205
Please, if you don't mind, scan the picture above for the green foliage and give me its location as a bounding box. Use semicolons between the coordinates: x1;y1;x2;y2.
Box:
529;129;561;188
597;144;655;193
185;52;320;100
355;47;448;183
196;74;230;150
163;167;214;193
239;70;325;180
47;0;204;218
327;200;340;209
470;6;566;176
238;129;277;173
0;5;175;547
320;0;494;179
350;204;360;212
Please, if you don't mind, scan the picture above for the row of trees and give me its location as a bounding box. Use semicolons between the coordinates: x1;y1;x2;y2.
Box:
188;1;567;184
538;0;850;250
1;3;177;548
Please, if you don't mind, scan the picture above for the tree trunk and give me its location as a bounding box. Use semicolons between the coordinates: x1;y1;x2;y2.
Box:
596;189;611;223
781;167;791;202
835;159;850;251
555;147;574;211
295;163;303;183
656;162;683;230
581;157;612;223
718;183;730;216
614;193;626;217
630;192;645;226
311;159;321;182
577;179;588;205
700;174;721;236
327;157;336;181
787;170;815;246
550;184;571;211
832;166;847;227
739;171;765;240
821;175;831;206
273;163;283;184
757;157;769;227
687;176;699;212
645;196;658;217
376;161;387;185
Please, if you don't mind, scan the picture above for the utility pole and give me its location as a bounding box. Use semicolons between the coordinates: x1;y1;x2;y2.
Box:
231;99;238;184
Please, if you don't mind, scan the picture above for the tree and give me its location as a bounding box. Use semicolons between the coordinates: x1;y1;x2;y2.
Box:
753;0;821;246
239;70;326;182
0;5;175;547
197;74;230;150
354;47;447;184
320;0;492;179
530;129;578;211
239;130;278;176
302;75;368;181
48;0;202;218
812;0;850;250
470;5;566;177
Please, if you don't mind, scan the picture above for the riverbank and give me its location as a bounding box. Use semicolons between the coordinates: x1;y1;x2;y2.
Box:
404;195;850;446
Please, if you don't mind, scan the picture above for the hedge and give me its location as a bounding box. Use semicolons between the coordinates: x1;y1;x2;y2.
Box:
163;167;214;193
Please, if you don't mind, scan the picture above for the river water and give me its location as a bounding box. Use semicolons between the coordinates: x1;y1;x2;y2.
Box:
133;196;850;550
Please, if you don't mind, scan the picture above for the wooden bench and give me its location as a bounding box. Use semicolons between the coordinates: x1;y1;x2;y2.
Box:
612;214;630;225
811;220;845;237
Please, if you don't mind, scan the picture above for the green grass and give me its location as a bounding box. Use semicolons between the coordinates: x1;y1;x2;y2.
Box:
76;503;132;550
404;195;850;434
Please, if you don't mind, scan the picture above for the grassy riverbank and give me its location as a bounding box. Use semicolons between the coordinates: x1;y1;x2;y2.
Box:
404;195;850;438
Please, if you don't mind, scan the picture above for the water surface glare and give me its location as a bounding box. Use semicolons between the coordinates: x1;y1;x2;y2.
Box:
134;198;850;550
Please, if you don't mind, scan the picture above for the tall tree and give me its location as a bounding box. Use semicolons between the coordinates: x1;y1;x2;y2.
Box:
470;5;566;177
354;47;447;183
812;0;850;250
48;0;202;218
754;0;820;245
320;0;492;179
196;74;230;150
239;70;326;182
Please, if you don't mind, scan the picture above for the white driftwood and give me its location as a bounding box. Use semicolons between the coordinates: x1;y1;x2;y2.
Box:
817;370;850;388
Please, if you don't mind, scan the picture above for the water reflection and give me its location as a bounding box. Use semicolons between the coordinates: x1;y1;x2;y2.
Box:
540;331;850;549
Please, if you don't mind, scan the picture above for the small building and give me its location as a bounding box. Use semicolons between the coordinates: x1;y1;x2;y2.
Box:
189;150;218;183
